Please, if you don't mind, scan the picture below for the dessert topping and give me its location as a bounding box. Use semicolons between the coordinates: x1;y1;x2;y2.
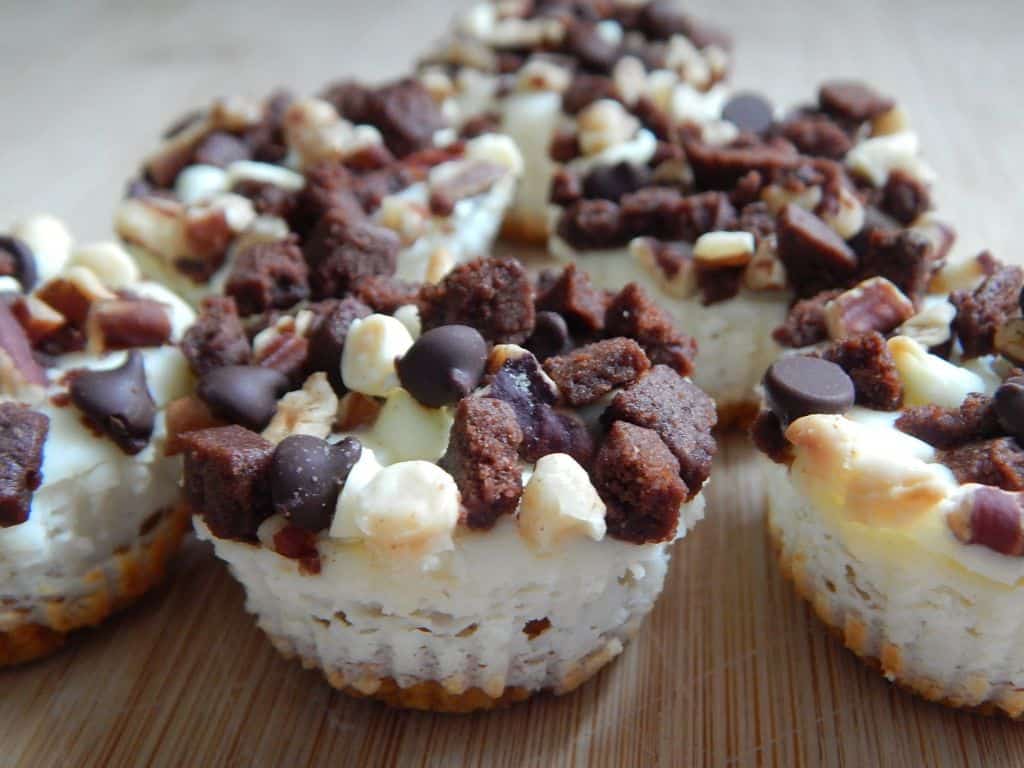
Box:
0;403;48;527
819;331;903;410
197;364;290;431
396;324;488;408
270;434;361;531
762;356;855;426
69;351;156;454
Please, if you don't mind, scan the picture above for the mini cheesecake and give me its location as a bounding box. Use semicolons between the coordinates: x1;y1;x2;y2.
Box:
0;215;195;664
177;254;717;711
419;0;732;243
753;252;1024;716
115;81;522;306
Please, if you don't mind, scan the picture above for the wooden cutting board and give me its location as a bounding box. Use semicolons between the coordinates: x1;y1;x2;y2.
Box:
2;1;1024;766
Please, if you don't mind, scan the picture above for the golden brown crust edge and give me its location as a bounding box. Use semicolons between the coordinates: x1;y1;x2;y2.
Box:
767;518;1024;720
0;503;190;667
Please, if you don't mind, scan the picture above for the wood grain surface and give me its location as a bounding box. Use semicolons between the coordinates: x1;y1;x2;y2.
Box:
2;1;1023;766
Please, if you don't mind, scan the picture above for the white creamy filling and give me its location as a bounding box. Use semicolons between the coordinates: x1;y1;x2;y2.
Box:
499;90;563;232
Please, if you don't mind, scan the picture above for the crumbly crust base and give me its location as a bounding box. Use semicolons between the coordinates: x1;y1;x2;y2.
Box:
767;518;1024;719
0;503;190;667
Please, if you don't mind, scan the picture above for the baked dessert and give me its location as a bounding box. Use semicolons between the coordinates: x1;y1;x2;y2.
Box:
544;78;955;422
176;252;717;711
753;251;1024;716
114;82;522;306
0;215;195;665
420;0;731;242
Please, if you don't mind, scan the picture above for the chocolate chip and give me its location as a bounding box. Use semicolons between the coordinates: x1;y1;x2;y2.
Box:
722;92;774;135
193;131;252;168
525;311;572;361
995;377;1024;443
563;20;620;73
69;351;157;454
197;365;290;431
763;356;855;426
0;236;37;291
396;325;488;408
819;80;894;124
581;162;651;203
270;435;361;531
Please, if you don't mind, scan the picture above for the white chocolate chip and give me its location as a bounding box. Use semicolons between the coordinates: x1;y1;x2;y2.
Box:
330;447;385;539
371;388;454;462
393;304;421;340
518;453;606;553
888;335;986;409
612;56;646;107
226;161;305;191
340;314;414;397
10;214;73;283
174;164;229;204
465;133;524;176
929;256;987;294
669;82;727;125
577;99;640;156
693;230;755;267
516;58;571;94
665;35;711;90
846;131;936;187
262;372;339;445
69;241;141;288
895;299;956;349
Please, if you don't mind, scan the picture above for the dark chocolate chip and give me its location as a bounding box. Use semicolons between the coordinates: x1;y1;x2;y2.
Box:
995;376;1024;443
763;356;855;426
69;351;156;454
525;311;573;361
270;435;361;531
0;236;37;292
198;365;290;431
722;92;775;135
581;162;652;203
396;324;488;408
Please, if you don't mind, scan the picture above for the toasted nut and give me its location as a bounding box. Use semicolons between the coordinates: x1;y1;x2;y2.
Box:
336;391;382;431
929;255;986;295
518;453;606;553
208;96;263;132
36;266;116;326
743;235;787;291
377;196;429;245
665;35;711;90
9;214;72;283
888;335;986;408
425;246;455;284
822;186;864;240
371;388;454;462
486;343;532;374
895;299;956;349
262;372;339;444
871;104;910;137
419;67;455;102
693;230;755;268
283;97;384;170
341;315;414;397
69;241;141;288
115;197;191;266
9;296;65;344
577;99;640;156
631;238;698;298
0;302;46;396
165;395;225;456
946;486;1024;556
174;164;229;204
995;317;1024;366
824;277;915;340
185;194;256;267
761;182;822;215
464;133;524;175
516;58;571;93
226;161;305;191
86;298;172;352
612;56;646;107
429;160;507;215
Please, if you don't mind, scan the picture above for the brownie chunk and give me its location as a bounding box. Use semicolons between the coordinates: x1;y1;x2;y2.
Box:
563;19;620;73
940;438;1024;491
776;203;858;298
305;296;372;392
581;162;651;203
419;257;535;345
0;403;49;527
880;169;931;225
779;115;852;161
858;228;940;303
351;274;420;314
536;263;608;335
441;397;523;530
952;261;1024;359
593;421;687;544
620;189;737;243
605;283;697;376
603;365;717;496
562;74;619;115
684;140;798;191
181;296;252;376
820;332;902;410
544;338;651;407
896;394;1001;449
224;239;309;316
557;199;629;250
303;207;400;299
750;409;793;465
819;80;894;124
772;290;842;347
288;160;364;238
361;79;447;158
182;425;274;540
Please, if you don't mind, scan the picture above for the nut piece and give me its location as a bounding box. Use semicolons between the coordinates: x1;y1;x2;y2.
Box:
336;391;382;431
518;453;607;553
340;314;414;397
175;164;230;205
69;242;141;288
888;335;986;409
261;372;339;445
377;197;429;245
9;296;65;344
631;238;698;298
824;277;915;340
464;133;524;176
995;317;1024;366
226;161;305;191
516;58;571;93
35;266;116;326
577;99;640;156
821;185;864;240
283;97;384;170
743;235;787;291
846;131;935;187
692;230;755;268
947;486;1024;556
86;298;172;352
871;104;910;137
9;214;72;283
371;388;453;462
337;460;460;560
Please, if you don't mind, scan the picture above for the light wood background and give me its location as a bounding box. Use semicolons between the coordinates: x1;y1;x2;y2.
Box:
2;1;1023;766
